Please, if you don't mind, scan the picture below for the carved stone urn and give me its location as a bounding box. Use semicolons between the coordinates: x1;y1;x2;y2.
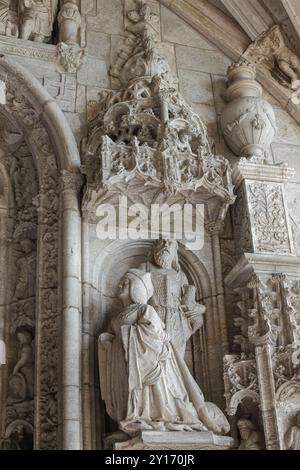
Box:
221;59;277;162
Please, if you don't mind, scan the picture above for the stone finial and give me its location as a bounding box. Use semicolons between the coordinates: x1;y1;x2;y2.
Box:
0;339;5;365
220;58;276;163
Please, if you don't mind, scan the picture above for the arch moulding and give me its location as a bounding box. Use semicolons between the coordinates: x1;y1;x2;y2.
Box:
0;57;82;450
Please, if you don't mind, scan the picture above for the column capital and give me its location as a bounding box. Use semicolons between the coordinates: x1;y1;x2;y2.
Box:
232;160;295;188
60;170;84;193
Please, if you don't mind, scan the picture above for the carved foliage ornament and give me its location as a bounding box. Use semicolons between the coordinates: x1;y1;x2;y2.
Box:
0;76;60;449
247;182;291;254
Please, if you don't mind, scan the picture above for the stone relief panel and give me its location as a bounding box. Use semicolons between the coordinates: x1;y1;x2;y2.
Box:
246;182;291;254
0;75;60;449
0;133;38;450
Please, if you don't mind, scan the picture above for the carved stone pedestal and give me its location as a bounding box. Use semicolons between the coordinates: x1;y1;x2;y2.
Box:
108;431;234;450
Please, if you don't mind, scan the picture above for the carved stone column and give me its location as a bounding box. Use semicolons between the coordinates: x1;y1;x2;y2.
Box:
247;275;280;450
253;339;279;449
60;170;83;450
222;59;300;450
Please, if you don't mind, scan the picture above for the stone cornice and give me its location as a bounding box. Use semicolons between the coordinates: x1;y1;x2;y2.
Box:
232;161;295;187
0;36;57;63
225;253;300;289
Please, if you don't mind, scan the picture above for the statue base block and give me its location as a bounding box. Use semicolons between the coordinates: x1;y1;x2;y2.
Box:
111;431;234;450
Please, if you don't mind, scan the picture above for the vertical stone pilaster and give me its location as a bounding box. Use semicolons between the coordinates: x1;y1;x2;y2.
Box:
60;170;83;450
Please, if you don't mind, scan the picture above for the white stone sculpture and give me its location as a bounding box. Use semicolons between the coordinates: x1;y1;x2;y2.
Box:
0;0;59;43
57;0;84;73
237;419;264;450
8;327;34;402
57;0;80;44
244;25;300;92
285;412;300;450
221;59;276;163
83;18;235;206
139;239;205;358
98;268;230;437
18;0;58;42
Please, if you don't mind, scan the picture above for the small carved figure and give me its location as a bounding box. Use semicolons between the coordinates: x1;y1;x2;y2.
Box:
274;46;300;90
126;1;159;54
285;411;300;450
237;419;264;450
18;0;58;42
0;421;33;450
57;0;80;44
8;327;34;402
98;268;230;436
14;223;37;300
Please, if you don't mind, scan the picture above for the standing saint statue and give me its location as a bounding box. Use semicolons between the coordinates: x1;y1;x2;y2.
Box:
18;0;58;42
98;269;230;436
139;239;205;357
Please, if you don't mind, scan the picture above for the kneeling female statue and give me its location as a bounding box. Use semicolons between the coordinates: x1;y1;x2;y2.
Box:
98;269;230;436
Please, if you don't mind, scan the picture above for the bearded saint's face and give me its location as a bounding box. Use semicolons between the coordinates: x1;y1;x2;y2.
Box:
153;239;177;269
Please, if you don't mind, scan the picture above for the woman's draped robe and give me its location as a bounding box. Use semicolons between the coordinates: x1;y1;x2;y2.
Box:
99;303;229;436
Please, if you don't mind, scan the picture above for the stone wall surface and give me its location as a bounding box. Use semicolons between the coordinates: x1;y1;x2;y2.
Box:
0;0;300;452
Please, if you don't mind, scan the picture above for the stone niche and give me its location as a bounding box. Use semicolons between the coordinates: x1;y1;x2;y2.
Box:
80;0;235;450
